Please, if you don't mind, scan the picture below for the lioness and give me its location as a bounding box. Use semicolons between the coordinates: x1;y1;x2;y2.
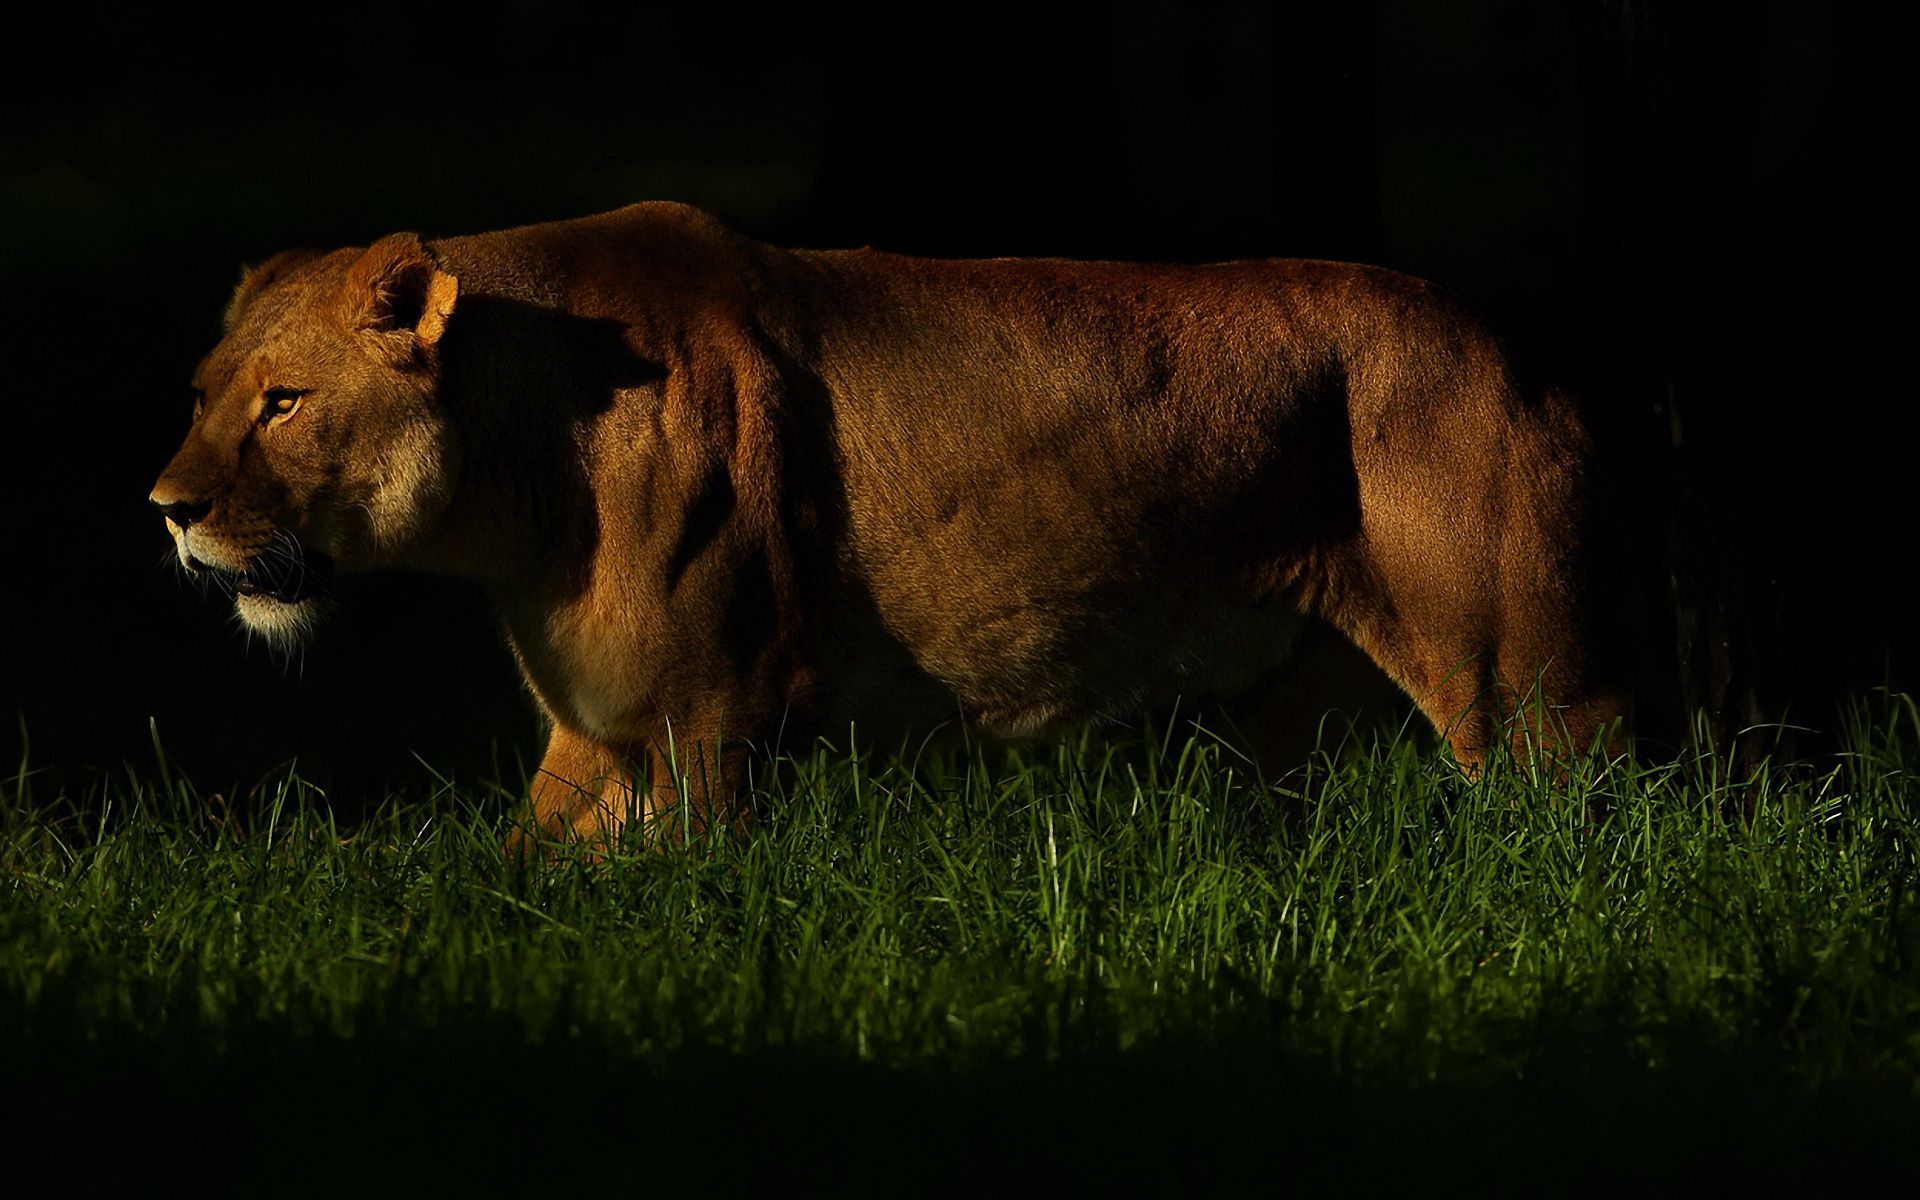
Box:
153;202;1623;839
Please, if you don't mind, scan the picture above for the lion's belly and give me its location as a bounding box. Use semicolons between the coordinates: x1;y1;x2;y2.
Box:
858;570;1312;738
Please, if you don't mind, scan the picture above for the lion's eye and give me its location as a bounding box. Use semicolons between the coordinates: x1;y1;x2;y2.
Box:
190;389;205;422
259;387;308;427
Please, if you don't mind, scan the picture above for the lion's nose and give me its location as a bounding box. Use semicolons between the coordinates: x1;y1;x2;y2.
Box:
151;493;213;528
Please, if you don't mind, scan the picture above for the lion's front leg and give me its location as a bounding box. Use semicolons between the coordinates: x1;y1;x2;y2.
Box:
509;724;758;854
511;727;643;853
646;732;758;839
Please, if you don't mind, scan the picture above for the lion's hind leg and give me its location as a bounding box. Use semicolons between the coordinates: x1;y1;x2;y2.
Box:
1309;531;1625;781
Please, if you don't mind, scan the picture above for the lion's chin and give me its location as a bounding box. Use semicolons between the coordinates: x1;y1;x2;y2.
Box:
234;592;322;648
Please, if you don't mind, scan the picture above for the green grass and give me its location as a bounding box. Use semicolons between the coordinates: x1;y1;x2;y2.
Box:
5;705;1920;1192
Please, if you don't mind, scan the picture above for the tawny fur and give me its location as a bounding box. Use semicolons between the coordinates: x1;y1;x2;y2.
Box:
153;202;1626;842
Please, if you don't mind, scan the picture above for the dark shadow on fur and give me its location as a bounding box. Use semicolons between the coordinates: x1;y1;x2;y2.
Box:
437;297;667;597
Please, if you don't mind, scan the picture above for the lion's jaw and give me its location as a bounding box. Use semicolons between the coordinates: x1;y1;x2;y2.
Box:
165;518;332;645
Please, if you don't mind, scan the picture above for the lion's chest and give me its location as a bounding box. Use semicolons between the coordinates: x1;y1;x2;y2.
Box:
504;599;671;746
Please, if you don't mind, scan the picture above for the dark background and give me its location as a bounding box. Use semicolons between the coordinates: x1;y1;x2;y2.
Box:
3;1;1912;800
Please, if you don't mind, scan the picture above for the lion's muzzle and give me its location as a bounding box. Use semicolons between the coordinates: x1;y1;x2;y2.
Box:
229;547;334;605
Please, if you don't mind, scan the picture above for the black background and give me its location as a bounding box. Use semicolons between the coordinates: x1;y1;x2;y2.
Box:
3;2;1913;801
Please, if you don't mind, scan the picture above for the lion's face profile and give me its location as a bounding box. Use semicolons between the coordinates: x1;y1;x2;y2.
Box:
151;234;461;645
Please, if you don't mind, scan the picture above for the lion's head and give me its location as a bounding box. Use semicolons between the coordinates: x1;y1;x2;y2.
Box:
151;234;461;645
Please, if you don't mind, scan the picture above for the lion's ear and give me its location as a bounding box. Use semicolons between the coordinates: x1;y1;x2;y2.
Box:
224;248;325;330
339;233;460;362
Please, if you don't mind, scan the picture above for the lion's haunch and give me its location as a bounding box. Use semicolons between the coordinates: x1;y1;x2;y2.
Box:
160;202;1626;842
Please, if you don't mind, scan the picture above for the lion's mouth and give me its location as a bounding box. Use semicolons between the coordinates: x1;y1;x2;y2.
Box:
193;550;336;605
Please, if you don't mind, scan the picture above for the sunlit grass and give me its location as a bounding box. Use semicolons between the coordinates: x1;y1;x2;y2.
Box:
4;701;1918;1187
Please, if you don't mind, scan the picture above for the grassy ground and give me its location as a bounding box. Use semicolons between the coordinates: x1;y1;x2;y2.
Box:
5;707;1920;1194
